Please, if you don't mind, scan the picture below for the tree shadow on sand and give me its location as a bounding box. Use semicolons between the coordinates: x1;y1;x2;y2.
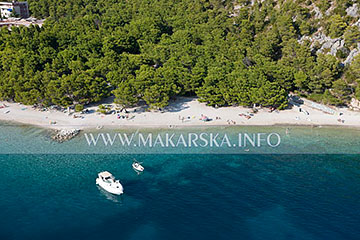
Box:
163;97;193;113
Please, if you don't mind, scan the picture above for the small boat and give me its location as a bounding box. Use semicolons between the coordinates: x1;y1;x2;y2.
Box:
96;171;123;195
132;161;144;172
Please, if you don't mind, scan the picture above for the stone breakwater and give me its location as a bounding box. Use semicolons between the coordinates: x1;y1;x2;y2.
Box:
52;129;80;143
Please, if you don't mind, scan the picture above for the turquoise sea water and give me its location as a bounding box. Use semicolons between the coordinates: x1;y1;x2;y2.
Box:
1;121;360;154
0;123;359;240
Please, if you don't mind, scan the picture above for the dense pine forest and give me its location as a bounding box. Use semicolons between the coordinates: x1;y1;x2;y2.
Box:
1;0;360;109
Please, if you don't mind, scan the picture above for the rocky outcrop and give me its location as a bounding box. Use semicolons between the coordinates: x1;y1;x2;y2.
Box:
346;4;359;17
299;31;360;65
299;32;344;56
296;2;360;65
312;32;344;55
344;43;360;65
350;98;360;110
235;1;360;65
353;18;360;28
311;5;323;19
52;129;80;143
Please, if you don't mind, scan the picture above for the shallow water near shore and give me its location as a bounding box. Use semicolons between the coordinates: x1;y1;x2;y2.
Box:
1;121;360;154
0;123;359;240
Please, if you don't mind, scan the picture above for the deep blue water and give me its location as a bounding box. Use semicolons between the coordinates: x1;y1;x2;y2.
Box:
0;154;359;240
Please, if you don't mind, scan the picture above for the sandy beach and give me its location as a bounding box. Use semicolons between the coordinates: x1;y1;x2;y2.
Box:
0;97;359;130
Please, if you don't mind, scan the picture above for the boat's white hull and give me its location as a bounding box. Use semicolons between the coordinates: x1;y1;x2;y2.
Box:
96;178;123;195
132;163;144;172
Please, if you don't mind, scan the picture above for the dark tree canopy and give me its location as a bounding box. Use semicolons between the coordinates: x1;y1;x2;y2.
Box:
0;0;359;109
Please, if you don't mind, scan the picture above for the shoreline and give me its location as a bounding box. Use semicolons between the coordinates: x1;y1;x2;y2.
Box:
1;97;360;131
2;119;360;131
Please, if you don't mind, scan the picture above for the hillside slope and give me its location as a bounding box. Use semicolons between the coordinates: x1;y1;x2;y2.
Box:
0;0;359;110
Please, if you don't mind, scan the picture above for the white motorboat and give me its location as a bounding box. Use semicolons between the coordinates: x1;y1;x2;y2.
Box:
96;171;124;195
132;162;144;172
96;186;122;203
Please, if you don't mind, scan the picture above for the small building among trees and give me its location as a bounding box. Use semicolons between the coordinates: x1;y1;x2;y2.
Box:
0;1;29;19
